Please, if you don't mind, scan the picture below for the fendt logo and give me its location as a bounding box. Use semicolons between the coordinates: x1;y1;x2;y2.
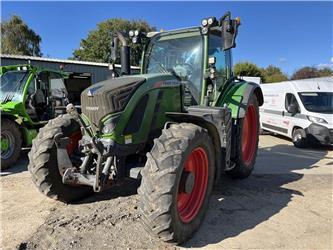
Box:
87;85;102;97
86;106;99;111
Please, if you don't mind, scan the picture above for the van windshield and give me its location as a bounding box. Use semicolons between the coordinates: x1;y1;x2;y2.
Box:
299;92;333;113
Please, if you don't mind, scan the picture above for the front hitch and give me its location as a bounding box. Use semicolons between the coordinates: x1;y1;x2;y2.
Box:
58;104;113;192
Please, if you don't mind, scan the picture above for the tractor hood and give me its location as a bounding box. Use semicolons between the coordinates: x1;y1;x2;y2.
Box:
81;76;146;128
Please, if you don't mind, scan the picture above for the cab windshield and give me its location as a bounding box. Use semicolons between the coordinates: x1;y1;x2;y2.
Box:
299;92;333;113
0;70;29;103
145;32;204;102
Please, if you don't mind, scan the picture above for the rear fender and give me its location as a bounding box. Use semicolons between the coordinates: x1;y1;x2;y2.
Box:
218;81;263;119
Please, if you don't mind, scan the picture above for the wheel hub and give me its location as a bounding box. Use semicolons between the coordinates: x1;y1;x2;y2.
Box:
184;172;195;194
177;147;208;223
1;131;15;159
1;138;9;151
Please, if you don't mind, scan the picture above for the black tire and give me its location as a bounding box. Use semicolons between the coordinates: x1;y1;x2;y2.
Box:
226;94;259;179
28;114;92;203
1;119;22;170
292;128;308;148
138;123;215;244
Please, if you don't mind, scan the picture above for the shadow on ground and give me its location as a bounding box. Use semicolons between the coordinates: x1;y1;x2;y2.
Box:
184;143;329;247
0;149;29;176
74;178;140;204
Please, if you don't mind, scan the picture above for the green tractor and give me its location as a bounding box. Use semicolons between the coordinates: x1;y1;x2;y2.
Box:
1;64;69;169
28;12;263;243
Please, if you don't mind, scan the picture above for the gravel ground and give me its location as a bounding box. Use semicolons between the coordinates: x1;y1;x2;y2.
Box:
1;135;332;249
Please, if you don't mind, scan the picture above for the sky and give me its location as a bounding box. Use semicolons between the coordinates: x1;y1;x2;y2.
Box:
2;1;333;75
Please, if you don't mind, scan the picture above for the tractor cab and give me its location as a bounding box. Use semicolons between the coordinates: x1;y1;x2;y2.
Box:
0;65;69;124
142;25;234;107
1;65;69;169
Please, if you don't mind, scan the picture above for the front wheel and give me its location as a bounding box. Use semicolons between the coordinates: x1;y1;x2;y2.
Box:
138;123;215;243
292;128;308;148
28;114;92;202
1;119;22;170
226;94;260;179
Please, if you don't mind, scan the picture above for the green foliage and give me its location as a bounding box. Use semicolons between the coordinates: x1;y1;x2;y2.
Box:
72;18;155;66
1;15;42;56
262;65;288;83
234;61;265;80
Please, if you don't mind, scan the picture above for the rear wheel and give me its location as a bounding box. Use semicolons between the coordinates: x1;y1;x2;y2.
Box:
138;123;215;243
1;119;22;170
28;114;92;202
292;128;308;148
226;94;259;179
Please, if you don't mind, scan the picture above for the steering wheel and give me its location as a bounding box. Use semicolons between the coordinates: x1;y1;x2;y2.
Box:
183;63;194;76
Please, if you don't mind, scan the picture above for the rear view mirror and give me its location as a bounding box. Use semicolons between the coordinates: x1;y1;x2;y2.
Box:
287;104;298;114
221;12;240;51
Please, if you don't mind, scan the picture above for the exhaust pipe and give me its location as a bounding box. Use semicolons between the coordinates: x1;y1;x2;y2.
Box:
116;32;130;75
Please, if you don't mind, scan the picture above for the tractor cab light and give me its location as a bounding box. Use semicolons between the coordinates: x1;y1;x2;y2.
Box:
207;17;217;26
236;17;241;25
201;19;208;27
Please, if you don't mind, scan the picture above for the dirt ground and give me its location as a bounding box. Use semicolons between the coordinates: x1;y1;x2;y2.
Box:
1;135;332;249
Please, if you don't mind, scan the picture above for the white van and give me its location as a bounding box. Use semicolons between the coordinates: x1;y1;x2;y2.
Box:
260;77;333;148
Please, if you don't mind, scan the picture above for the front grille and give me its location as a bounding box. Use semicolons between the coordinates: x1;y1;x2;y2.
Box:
81;76;145;131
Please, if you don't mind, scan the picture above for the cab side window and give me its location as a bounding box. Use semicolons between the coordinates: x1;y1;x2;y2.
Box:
285;93;300;112
208;31;227;88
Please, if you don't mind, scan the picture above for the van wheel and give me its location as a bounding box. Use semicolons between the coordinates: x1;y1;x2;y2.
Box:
292;128;308;148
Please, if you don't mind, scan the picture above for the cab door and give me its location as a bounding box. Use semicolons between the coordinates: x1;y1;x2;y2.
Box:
284;92;301;137
48;72;69;118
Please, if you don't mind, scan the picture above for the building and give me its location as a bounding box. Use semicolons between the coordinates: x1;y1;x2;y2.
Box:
1;54;140;103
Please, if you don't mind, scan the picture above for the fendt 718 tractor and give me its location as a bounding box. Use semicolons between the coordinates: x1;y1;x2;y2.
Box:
28;12;263;243
0;65;69;169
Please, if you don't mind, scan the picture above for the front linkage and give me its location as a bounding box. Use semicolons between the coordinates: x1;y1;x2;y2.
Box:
57;104;115;192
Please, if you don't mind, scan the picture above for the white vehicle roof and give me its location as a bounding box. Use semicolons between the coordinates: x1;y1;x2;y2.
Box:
239;76;262;84
261;76;333;93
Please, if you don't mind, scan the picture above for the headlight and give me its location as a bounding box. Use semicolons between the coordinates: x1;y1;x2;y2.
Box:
134;30;139;36
129;30;134;37
201;19;208;27
101;115;120;134
307;116;328;124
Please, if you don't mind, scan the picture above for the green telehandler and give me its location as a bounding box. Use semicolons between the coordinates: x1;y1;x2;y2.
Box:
28;12;263;243
1;65;69;169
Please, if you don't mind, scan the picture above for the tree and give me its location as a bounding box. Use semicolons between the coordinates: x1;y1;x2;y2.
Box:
262;65;288;83
1;15;42;56
234;61;265;80
291;67;320;80
72;18;155;66
318;67;333;77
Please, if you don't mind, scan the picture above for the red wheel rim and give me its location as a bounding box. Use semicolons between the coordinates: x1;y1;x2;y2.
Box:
241;104;258;166
177;147;208;223
66;131;82;156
